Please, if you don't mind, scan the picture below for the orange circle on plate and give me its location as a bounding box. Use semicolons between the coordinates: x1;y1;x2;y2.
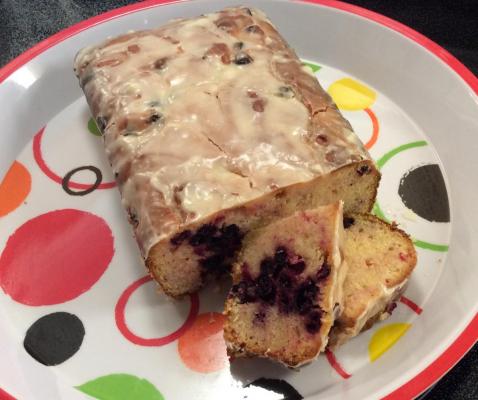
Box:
0;161;31;217
178;312;227;373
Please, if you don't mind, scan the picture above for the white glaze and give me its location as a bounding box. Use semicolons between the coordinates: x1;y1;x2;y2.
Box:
74;7;370;255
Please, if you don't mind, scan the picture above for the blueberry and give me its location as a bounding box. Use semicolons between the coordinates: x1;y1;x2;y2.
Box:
193;223;244;279
189;224;217;246
234;53;253;65
260;257;275;276
222;224;241;239
198;223;218;236
316;262;330;281
232;280;257;303
357;165;371;176
274;246;288;266
193;245;206;256
148;113;162;123
206;224;242;254
207;234;223;252
343;217;355;229
256;274;276;304
154;57;168;70
200;254;225;273
305;311;322;334
277;272;295;290
288;260;306;275
170;230;191;246
295;279;318;315
220;224;243;253
296;297;313;315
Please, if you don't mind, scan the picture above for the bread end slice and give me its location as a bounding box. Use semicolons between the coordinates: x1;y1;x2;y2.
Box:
328;214;417;348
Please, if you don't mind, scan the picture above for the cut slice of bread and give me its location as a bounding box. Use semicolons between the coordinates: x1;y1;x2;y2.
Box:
223;202;346;367
328;214;417;348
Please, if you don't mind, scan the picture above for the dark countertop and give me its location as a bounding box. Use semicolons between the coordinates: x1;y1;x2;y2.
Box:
0;1;476;399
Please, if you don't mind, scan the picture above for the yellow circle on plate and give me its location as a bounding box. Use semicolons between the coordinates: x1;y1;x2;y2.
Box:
328;78;376;110
369;323;411;362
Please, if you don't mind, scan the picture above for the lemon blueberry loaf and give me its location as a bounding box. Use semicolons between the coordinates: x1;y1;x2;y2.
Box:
224;202;346;367
74;7;380;297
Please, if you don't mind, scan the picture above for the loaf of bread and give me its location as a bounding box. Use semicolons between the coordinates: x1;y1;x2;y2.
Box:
328;214;417;348
74;7;380;297
224;202;346;367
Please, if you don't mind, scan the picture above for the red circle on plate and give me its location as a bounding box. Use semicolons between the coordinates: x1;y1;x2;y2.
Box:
178;312;228;373
115;275;199;346
0;209;114;306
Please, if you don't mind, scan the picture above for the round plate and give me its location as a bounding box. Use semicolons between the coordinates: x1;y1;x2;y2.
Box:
0;1;477;399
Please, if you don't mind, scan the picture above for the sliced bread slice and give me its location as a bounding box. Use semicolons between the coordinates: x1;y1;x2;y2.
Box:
224;202;346;367
328;214;417;348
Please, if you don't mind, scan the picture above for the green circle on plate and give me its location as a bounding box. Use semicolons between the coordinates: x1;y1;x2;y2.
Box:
76;374;164;400
88;117;102;136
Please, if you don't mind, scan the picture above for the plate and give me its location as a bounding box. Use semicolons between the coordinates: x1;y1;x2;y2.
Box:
0;1;477;399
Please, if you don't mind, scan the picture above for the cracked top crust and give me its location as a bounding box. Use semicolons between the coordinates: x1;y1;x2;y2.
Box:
74;7;370;255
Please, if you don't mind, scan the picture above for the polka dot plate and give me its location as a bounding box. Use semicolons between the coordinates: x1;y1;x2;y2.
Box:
0;1;477;399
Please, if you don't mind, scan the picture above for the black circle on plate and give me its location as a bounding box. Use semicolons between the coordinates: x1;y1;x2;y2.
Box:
62;165;102;196
23;312;85;366
398;164;450;223
245;378;303;400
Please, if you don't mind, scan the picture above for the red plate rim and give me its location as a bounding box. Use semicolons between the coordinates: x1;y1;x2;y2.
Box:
0;0;477;399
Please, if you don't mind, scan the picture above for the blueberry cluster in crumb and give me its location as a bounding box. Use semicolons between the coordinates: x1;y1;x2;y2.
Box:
170;223;244;277
230;246;330;334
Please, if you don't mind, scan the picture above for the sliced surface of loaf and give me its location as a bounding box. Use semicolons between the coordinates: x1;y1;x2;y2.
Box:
74;6;380;297
224;202;346;367
328;214;417;348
